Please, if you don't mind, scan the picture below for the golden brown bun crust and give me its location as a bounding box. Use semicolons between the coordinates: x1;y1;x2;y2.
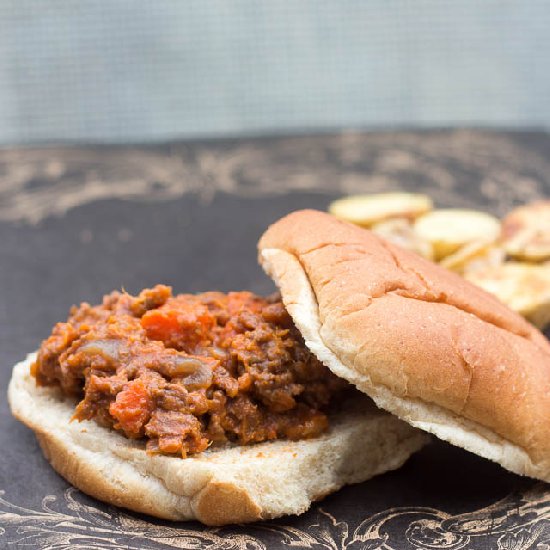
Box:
259;210;550;479
9;354;427;525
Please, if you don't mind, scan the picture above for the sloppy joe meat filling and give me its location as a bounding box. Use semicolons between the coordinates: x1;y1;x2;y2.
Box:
32;285;349;457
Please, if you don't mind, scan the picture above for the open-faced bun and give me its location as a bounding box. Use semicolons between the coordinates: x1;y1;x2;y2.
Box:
259;210;550;481
8;354;427;526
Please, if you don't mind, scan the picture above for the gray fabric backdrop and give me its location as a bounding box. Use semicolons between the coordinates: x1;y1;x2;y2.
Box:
1;1;549;144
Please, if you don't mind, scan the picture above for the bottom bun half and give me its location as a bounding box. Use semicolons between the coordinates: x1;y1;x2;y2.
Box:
8;354;428;526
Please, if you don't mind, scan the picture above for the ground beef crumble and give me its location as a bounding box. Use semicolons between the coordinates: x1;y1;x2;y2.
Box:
32;285;349;457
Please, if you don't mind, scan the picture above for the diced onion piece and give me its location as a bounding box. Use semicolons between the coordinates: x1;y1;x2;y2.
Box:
414;209;501;260
181;363;213;390
329;193;433;227
169;356;206;376
501;201;550;261
78;339;121;362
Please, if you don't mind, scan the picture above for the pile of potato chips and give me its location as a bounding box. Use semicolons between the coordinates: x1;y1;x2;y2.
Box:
328;193;550;330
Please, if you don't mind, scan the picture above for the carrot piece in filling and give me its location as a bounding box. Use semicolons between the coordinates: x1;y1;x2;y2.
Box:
110;379;153;438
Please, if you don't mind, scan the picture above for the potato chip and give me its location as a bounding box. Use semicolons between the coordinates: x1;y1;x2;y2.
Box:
440;241;505;274
414;209;501;260
501;201;550;261
371;218;434;260
465;262;550;329
328;193;433;227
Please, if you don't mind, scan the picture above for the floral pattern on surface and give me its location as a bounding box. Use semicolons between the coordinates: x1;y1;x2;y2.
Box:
1;484;549;549
0;130;549;223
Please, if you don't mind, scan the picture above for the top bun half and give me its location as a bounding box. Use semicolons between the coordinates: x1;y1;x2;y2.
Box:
258;210;550;481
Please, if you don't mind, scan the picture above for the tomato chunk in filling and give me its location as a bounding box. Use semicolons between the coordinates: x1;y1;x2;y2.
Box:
32;285;350;457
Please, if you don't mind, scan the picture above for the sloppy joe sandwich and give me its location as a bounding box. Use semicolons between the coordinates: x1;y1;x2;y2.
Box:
259;210;550;482
8;287;427;525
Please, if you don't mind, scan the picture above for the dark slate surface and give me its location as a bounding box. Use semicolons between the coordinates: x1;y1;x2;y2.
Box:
1;130;550;549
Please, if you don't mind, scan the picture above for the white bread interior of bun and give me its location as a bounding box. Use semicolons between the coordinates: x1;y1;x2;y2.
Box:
8;354;428;526
258;210;550;482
